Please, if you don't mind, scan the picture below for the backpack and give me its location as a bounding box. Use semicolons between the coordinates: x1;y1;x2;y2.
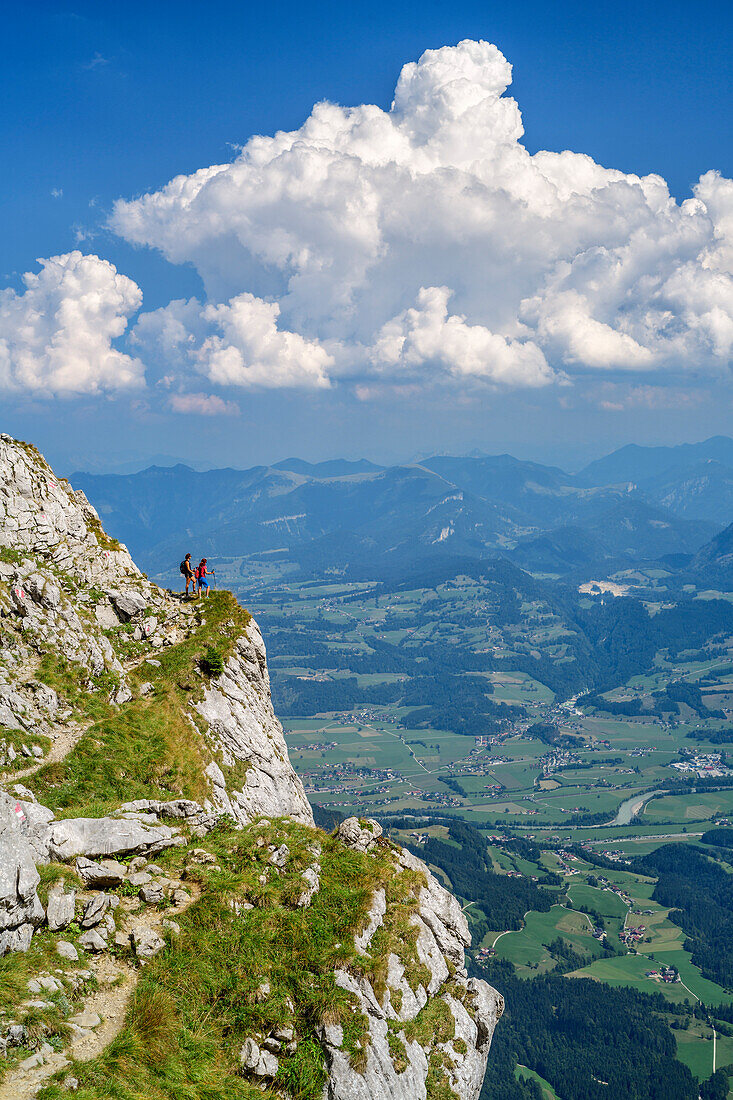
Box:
197;564;205;579
180;561;188;575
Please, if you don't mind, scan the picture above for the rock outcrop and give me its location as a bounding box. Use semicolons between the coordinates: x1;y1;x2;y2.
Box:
0;435;500;1100
0;432;312;955
196;621;313;825
320;821;503;1100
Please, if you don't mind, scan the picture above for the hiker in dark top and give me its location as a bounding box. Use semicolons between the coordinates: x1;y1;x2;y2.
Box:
180;553;197;598
196;558;213;598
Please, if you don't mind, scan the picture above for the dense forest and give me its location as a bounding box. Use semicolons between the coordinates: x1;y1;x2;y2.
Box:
478;958;698;1100
264;577;733;724
408;821;553;939
701;828;733;849
635;843;733;989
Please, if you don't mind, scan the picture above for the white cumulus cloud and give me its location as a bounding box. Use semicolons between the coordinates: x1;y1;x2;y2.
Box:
0;251;144;395
199;293;333;389
135;291;334;391
372;286;554;386
101;39;729;392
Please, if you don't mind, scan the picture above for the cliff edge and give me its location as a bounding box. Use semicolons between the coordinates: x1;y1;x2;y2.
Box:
0;434;502;1100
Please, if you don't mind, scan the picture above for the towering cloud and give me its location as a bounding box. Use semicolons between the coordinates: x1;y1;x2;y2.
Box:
3;41;731;405
111;39;733;397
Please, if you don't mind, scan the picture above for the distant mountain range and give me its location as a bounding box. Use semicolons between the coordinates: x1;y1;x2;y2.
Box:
72;436;733;582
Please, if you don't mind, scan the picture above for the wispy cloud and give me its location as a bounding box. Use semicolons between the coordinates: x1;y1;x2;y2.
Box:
83;52;109;71
168;392;240;416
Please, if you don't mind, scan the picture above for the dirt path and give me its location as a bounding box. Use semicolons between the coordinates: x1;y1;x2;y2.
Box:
3;650;155;786
0;957;136;1100
0;883;201;1099
6;720;93;784
70;958;138;1062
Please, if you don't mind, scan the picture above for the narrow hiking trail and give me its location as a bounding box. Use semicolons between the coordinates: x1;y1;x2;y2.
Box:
7;719;94;784
0;961;137;1100
2;648;164;786
0;616;201;1099
0;883;203;1099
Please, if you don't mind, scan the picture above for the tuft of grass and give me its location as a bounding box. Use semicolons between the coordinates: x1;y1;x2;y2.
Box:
355;865;431;1003
201;646;225;678
275;1037;326;1099
426;1049;459;1100
403;996;456;1047
84;510;122;552
388;1028;409;1073
0;547;24;565
36;863;82;908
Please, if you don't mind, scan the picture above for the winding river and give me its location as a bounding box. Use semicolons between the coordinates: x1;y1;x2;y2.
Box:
606;789;664;826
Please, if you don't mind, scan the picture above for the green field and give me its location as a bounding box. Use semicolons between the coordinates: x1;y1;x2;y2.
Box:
515;1064;560;1099
644;789;733;824
566;883;629;918
675;1023;733;1080
493;904;605;974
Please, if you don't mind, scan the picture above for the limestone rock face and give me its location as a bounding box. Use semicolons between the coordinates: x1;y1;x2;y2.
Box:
195;623;313;827
322;841;503;1100
0;794;45;953
0;434;188;745
0;434;139;587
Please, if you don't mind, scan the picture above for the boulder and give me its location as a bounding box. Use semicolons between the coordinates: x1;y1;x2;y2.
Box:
336;817;383;854
78;928;107;953
239;1038;260;1071
132;926;165;960
75;856;127;889
128;871;152;887
255;1051;279;1077
295;865;320;908
48;815;180;860
80;894;110;928
109;590;147;621
46;882;76;932
269;843;290;868
139;883;164;905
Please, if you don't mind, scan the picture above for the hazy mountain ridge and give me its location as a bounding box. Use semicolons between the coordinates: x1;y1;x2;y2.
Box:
73;438;732;580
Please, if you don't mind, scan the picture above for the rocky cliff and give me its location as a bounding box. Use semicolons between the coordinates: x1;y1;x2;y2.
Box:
0;434;502;1100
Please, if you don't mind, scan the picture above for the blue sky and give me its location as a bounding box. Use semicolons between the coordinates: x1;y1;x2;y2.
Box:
1;0;732;473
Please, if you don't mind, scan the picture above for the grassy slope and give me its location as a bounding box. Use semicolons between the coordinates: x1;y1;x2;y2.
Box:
5;589;469;1100
33;591;250;817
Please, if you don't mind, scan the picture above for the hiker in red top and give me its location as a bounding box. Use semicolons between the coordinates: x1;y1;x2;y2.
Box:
196;558;213;598
180;553;197;598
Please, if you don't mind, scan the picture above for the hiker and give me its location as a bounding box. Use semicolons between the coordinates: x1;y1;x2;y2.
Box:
180;553;197;598
196;558;213;597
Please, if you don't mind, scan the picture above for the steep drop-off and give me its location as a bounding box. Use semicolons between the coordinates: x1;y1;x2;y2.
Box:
0;434;502;1100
